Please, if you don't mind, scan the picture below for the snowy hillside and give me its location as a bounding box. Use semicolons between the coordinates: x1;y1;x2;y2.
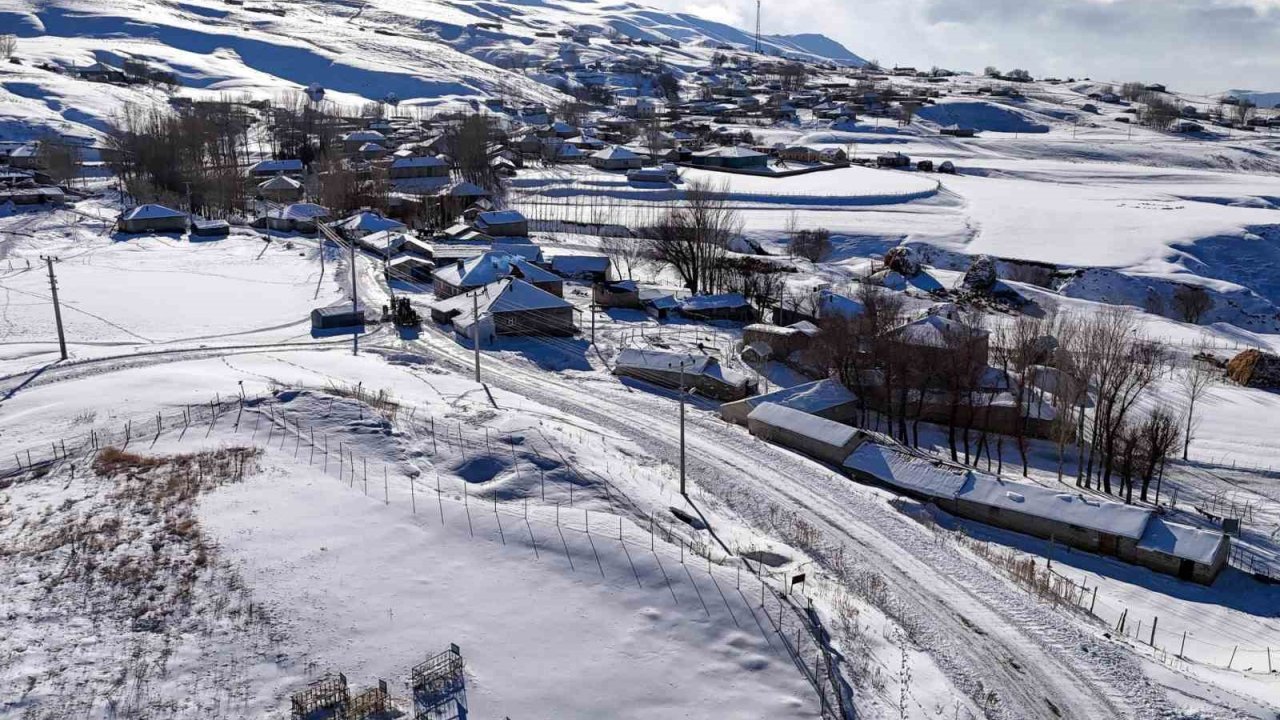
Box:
0;0;862;142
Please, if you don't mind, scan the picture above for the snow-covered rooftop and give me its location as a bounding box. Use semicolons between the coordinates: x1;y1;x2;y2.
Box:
1138;517;1228;565
957;475;1153;540
843;444;970;500
435;252;559;288
748;402;861;449
121;204;186;220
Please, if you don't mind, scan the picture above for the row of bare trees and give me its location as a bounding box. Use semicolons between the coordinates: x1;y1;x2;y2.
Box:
104;101;253;216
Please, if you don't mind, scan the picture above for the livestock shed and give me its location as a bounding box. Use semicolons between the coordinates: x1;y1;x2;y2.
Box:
679;294;756;323
190;218;230;238
689;146;769;170
431;278;575;342
474;210;529;238
389;155;449;179
640;289;679;319
720;379;859;426
117;204;188;234
433;252;563;299
742;322;818;361
550;254;611;282
593;280;641;309
613;349;755;401
843;444;1229;584
311;304;366;330
746;403;868;466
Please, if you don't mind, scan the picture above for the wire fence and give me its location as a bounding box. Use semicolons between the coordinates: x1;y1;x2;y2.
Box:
0;386;852;719
951;530;1280;674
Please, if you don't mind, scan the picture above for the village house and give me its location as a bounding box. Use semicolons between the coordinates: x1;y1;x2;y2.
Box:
331;210;406;238
884;313;991;369
341;130;387;154
257;174;304;202
8;144;43;171
590;146;644;171
117;204;188;234
433;252;563;299
247;158;304;178
613;348;756;401
256;203;330;233
747;402;869;466
389;155;449;179
388;254;435;283
430;278;576;343
877;152;912;168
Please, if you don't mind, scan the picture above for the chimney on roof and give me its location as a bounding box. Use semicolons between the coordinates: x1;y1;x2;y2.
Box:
456;259;464;273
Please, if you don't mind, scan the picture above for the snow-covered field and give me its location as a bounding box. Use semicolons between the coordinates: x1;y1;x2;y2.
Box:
2;0;1280;716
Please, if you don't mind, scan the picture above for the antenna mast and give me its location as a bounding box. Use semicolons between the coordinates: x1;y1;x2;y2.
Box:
754;0;762;54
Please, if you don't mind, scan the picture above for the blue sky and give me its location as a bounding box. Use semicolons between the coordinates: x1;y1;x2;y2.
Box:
651;0;1280;95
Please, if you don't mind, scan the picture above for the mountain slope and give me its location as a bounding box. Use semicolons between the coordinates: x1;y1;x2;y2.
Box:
0;0;862;142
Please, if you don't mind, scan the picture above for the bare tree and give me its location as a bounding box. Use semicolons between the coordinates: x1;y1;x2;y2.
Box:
1172;284;1212;324
1232;98;1257;126
37;135;82;186
600;234;648;280
1082;307;1167;495
641;179;740;294
0;34;16;60
1179;348;1218;460
1136;405;1182;503
791;228;832;262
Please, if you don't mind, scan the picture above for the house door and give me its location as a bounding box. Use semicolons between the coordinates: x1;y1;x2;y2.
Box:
1099;534;1117;556
1178;559;1196;581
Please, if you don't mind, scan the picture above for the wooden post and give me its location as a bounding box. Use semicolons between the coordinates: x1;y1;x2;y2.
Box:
383;465;389;505
1228;645;1237;669
1090;587;1098;614
1150;617;1157;646
1179;631;1186;658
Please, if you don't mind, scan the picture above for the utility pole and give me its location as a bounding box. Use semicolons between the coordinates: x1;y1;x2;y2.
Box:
754;0;762;54
679;363;686;495
42;256;68;360
472;291;481;383
350;233;359;356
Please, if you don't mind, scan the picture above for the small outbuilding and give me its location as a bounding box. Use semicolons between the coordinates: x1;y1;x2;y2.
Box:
550;254;611;282
311;304;366;330
117;204;188;234
613;348;755;401
720;378;859;426
473;210;529;238
258;174;304;202
679;293;756;323
747;402;868;466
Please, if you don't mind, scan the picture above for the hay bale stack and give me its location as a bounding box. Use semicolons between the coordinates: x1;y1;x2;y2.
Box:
1226;349;1280;391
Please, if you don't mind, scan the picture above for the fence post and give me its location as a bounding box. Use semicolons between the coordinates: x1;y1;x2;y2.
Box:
1228;645;1237;669
1150;617;1158;647
384;465;389;505
1179;631;1186;658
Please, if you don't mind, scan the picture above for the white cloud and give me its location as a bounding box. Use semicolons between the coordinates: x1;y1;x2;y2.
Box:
644;0;1280;93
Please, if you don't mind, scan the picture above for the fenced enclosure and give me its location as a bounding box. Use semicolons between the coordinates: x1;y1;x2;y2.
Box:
412;644;467;720
6;380;1277;720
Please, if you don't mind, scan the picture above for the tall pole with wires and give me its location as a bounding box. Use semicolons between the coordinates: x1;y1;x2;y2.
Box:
472;291;482;383
679;363;687;495
754;0;762;54
41;256;67;360
350;233;359;356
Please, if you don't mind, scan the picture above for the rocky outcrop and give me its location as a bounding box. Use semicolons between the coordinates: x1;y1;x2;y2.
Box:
1226;349;1280;391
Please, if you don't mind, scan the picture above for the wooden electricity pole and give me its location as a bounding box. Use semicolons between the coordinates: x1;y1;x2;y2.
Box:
41;256;67;360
